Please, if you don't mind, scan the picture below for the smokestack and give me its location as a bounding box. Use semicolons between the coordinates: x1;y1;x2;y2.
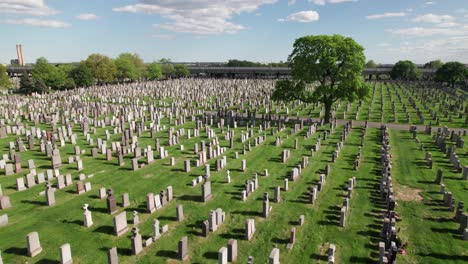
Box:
16;45;22;66
19;45;25;66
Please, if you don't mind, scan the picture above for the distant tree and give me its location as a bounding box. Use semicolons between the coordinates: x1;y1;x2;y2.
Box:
146;62;163;80
424;60;444;69
435;61;468;88
19;76;48;94
115;54;138;82
365;60;377;68
227;59;262;67
32;57;56;88
174;64;190;78
271;35;369;123
390;60;421;80
85;54;117;84
70;62;93;87
0;64;12;89
158;59;174;79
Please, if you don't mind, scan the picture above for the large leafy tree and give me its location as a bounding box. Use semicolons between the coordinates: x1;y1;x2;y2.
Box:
32;57;59;89
424;60;444;69
390;60;421;80
70;61;93;87
435;61;467;88
19;76;48;94
272;34;369;123
365;60;377;68
174;64;190;78
146;62;163;80
115;53;146;82
85;54;117;84
159;58;174;79
0;64;12;89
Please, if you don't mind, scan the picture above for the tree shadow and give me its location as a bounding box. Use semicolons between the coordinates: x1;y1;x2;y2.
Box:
4;247;26;256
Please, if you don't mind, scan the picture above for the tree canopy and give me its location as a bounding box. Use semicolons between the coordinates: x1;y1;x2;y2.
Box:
70;62;93;87
272;34;369;123
390;60;421;80
435;61;467;88
424;60;444;69
115;53;146;82
19;75;48;94
85;54;117;84
365;60;377;68
0;64;12;90
146;62;163;80
174;64;190;78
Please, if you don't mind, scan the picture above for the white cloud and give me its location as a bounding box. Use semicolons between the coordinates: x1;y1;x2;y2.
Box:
309;0;357;5
388;26;464;37
278;10;319;23
5;18;70;28
412;13;454;23
288;0;296;5
366;12;406;20
0;0;58;16
77;13;98;20
424;1;434;5
113;0;277;34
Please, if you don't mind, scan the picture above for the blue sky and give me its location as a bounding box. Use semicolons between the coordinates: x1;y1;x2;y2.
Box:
1;0;467;64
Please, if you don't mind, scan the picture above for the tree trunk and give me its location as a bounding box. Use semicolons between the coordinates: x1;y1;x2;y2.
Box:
324;100;332;123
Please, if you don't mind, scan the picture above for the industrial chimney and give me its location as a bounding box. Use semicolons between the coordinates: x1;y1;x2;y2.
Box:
16;44;25;66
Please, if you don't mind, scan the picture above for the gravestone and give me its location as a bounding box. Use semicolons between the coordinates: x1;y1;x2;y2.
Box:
178;236;188;260
202;179;212;202
26;232;42;257
218;247;228;264
131;227;143;255
269;248;280;264
45;182;55;206
228;239;238;262
107;189;118;214
0;196;11;209
177;205;184;222
122;193;130;208
153;219;161;240
59;243;72;264
107;247;118;264
83;204;93;227
113;212;128;236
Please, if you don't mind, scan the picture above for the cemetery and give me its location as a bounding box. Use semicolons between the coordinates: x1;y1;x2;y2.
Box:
0;76;466;263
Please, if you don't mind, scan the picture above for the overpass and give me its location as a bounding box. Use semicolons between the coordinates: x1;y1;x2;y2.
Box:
6;65;437;79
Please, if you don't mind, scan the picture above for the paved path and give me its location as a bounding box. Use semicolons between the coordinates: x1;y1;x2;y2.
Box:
207;111;468;133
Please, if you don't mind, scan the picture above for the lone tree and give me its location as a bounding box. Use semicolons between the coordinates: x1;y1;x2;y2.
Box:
435;61;467;88
272;34;369;123
390;60;421;80
424;60;444;69
365;60;377;68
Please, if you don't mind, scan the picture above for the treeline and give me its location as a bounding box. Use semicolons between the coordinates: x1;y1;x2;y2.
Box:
389;60;468;88
226;59;288;67
18;54;190;94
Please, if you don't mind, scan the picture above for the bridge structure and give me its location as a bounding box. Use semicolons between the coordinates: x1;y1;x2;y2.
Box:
6;64;437;79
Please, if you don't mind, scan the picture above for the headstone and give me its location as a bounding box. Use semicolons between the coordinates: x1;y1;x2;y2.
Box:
122;193;130;208
26;232;42;257
131;227;143;255
0;214;8;227
113;211;128;236
107;247;118;264
83;204;93;227
46;182;55;206
0;196;11;209
202;180;212;202
269;248;280;264
218;247;228;264
59;243;72;264
228;239;238;262
178;236;188;260
177;205;184;222
16;177;26;191
101;189;116;214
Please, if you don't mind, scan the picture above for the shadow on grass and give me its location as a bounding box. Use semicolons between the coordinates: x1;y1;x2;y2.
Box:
178;195;200;202
93;225;114;235
36;259;59;264
203;251;218;260
310;253;327;261
21;199;46;206
156;250;178;259
4;247;26;256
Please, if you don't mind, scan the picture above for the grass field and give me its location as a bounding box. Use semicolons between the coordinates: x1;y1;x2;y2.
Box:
0;80;467;263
